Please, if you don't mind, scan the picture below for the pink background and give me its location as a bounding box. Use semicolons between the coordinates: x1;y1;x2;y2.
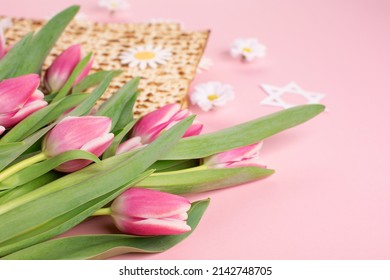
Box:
1;0;390;259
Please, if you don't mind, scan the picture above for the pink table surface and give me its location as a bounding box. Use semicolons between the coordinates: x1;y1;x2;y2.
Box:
1;0;390;260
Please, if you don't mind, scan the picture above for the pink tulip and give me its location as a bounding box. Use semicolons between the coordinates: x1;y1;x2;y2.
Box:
0;74;48;129
203;142;266;169
44;44;93;92
111;188;191;236
42;116;114;172
117;104;203;154
0;125;5;136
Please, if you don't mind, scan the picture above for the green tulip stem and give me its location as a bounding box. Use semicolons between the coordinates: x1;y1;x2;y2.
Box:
150;164;208;177
0;152;47;182
91;207;112;216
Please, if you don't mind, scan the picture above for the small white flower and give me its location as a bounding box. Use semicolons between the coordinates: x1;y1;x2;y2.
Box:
190;81;235;111
119;45;172;70
196;56;213;73
230;38;266;62
98;0;130;12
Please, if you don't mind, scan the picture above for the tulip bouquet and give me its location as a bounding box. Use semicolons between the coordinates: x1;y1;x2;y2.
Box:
0;6;324;260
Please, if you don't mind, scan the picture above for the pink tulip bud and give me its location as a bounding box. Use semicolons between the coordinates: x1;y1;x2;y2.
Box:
111;188;192;236
0;74;48;129
117;104;202;154
44;44;93;92
203;142;266;169
42;116;114;172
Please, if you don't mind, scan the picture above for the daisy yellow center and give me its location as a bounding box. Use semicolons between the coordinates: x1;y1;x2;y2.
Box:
134;51;156;60
243;47;252;53
208;94;219;101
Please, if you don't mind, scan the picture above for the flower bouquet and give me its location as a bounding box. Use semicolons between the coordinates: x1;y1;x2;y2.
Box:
0;6;324;260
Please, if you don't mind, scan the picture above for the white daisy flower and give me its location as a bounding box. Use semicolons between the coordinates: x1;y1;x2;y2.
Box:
119;45;172;70
98;0;130;12
196;56;213;73
190;81;235;111
230;38;266;62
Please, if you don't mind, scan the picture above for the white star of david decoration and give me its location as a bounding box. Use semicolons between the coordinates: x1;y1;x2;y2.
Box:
260;82;325;109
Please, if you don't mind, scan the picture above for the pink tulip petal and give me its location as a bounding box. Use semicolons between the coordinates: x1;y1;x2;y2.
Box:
0;74;40;114
169;212;188;221
116;136;144;155
0;111;16;128
6;99;48;127
183;122;203;138
44;116;112;156
205;143;263;166
81;132;114;157
0;125;5;135
112;188;191;219
28;90;45;101
144;121;172;143
171;108;191;121
45;44;82;92
132;104;180;138
54;158;92;173
114;216;191;236
225;158;267;168
54;133;114;173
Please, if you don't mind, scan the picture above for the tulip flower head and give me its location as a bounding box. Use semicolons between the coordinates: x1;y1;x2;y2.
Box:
44;44;93;93
204;142;266;169
0;74;48;130
117;104;202;154
111;188;192;236
42;116;114;172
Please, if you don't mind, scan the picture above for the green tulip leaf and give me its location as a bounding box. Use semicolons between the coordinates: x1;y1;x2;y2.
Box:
68;72;115;117
14;6;80;76
0;173;61;204
0;125;55;172
0;170;154;257
0;33;34;80
0;6;79;78
102;120;136;159
0;117;194;255
96;77;140;129
113;90;140;132
149;159;199;172
2;199;210;260
0;150;100;190
72;70;123;93
136;166;274;194
164;104;325;160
